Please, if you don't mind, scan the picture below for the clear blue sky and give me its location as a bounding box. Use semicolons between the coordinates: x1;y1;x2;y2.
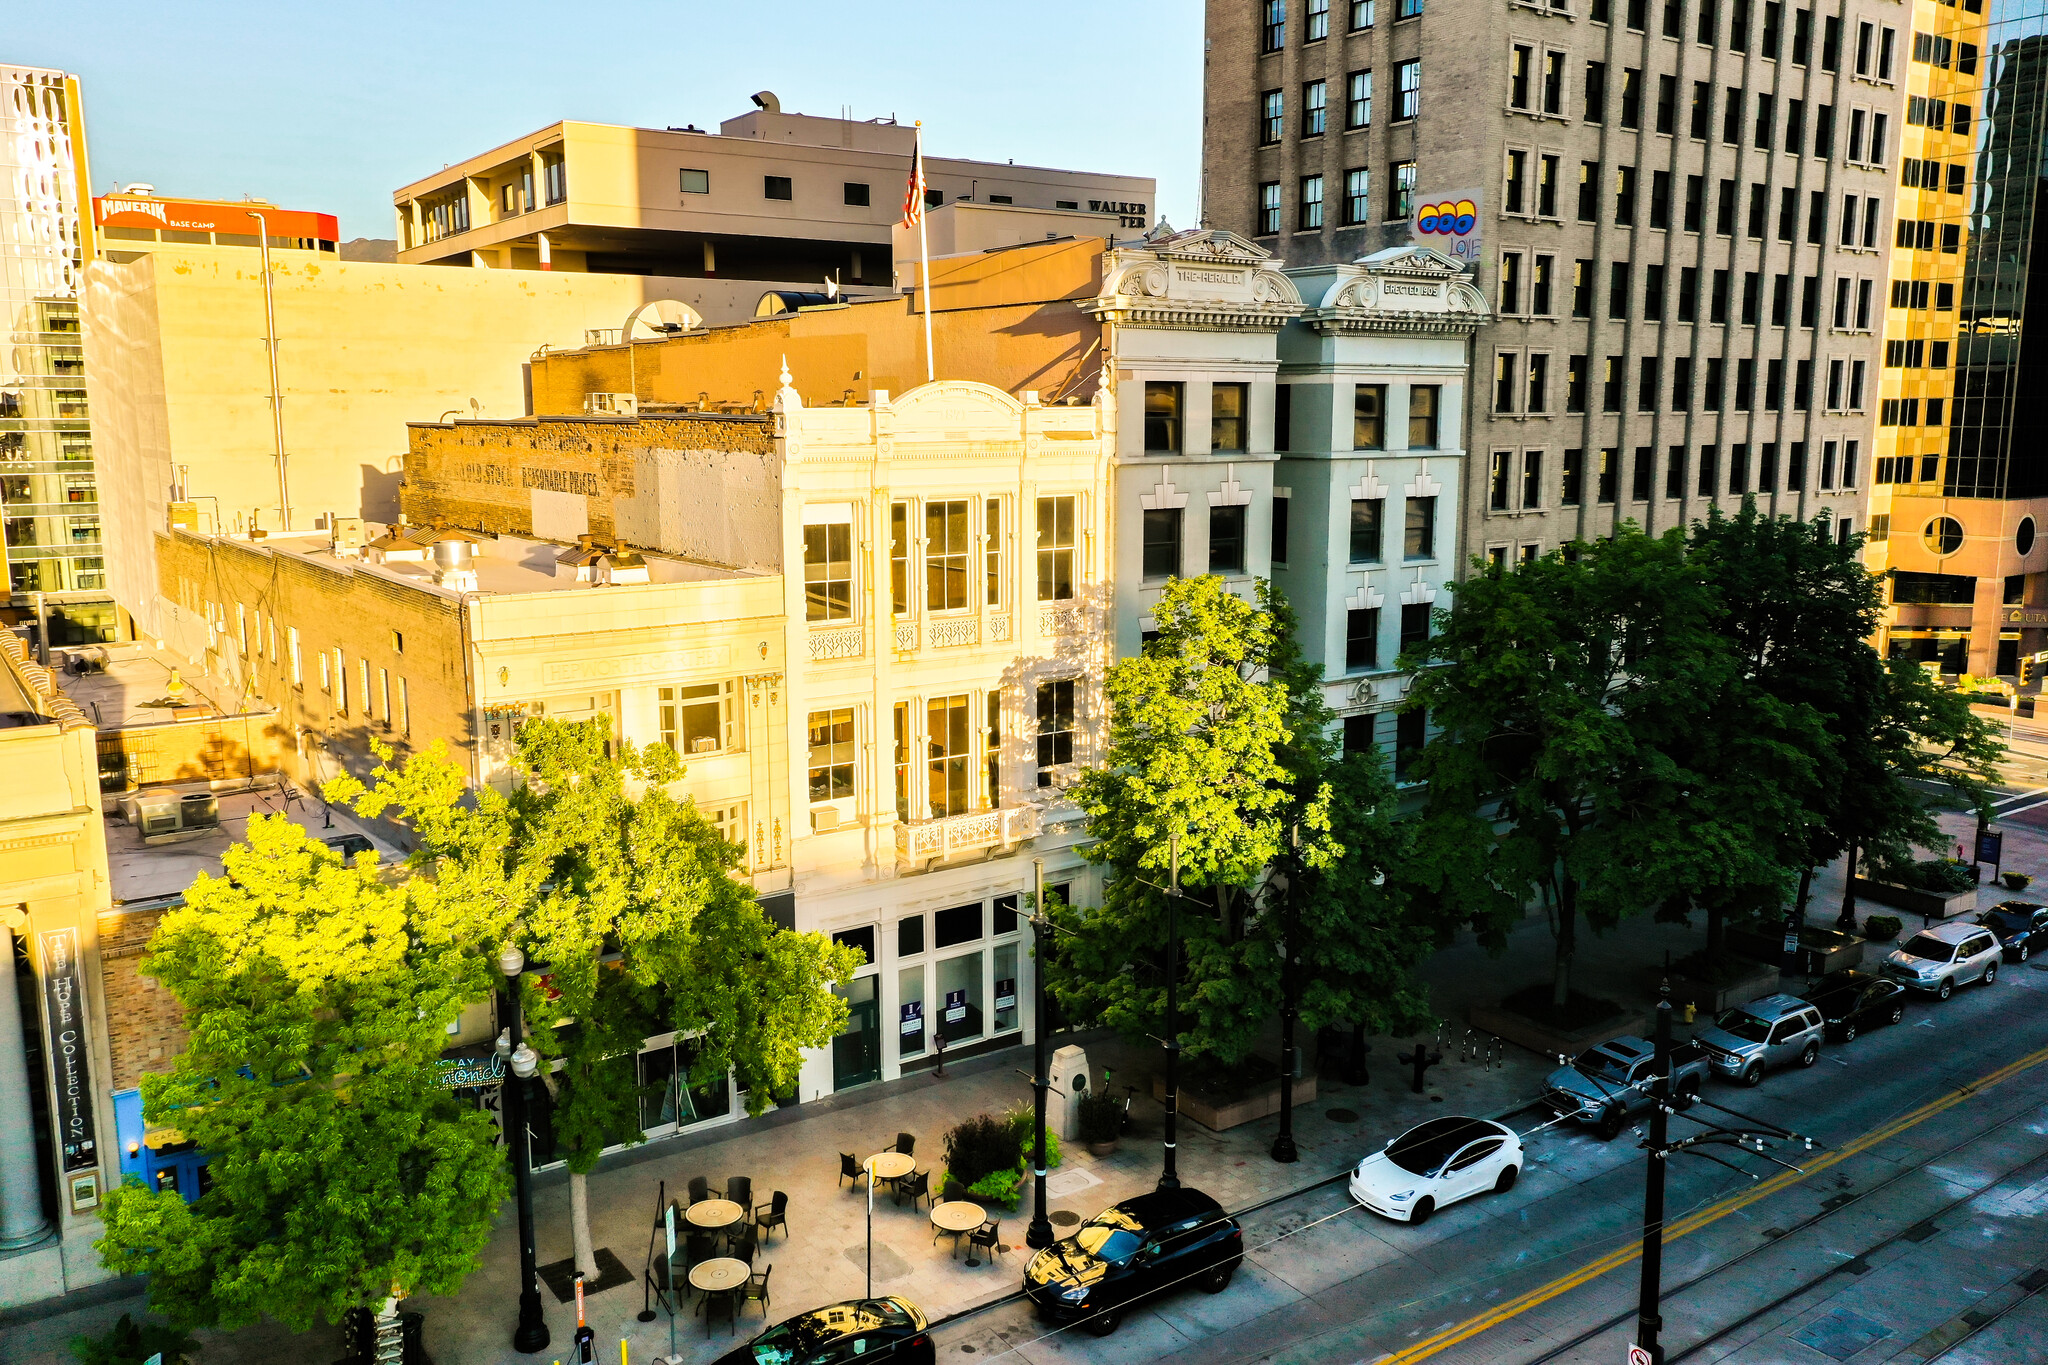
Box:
13;1;1202;243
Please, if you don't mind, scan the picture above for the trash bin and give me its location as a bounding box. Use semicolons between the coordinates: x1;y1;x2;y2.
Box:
1048;1044;1091;1141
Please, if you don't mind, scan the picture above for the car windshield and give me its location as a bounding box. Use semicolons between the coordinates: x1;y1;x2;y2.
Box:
1387;1118;1491;1174
1074;1208;1146;1262
1574;1048;1632;1081
1899;935;1954;962
1985;911;2029;933
1713;1009;1771;1042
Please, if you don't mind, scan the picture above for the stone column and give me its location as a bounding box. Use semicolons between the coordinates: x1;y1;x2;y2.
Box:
0;919;53;1249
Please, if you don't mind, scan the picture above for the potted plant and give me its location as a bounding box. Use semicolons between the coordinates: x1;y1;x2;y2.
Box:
2002;872;2033;892
1077;1089;1124;1156
939;1108;1061;1210
1863;914;1903;944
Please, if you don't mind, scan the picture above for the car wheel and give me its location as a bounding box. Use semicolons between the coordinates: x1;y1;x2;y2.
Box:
1408;1197;1434;1226
1595;1106;1624;1140
1199;1262;1235;1294
1742;1062;1765;1087
1983;961;1998;986
2021;942;2031;963
1842;1021;1859;1043
1800;1041;1820;1068
1494;1165;1519;1194
1889;1003;1904;1026
1937;978;1954;1002
1086;1307;1123;1338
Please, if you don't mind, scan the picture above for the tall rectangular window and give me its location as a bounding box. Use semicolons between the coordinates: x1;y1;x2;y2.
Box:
661;683;728;756
1343;167;1370;225
1348;70;1374;127
1308;0;1331;40
1351;499;1385;564
1396;59;1420;120
1656;73;1677;133
1209;504;1246;574
1271;495;1290;564
1036;681;1075;779
1621;67;1642;128
1633;447;1654;501
1405;496;1437;558
1144;382;1183;452
1355;384;1387;447
1561;447;1585;506
288;627;302;686
1263;0;1287;51
804;520;853;621
925;500;970;612
1142;509;1181;579
891;502;910;615
1211;383;1248;452
1666;446;1687;498
1533;251;1554;311
1390;162;1417;218
927;695;972;819
1409;385;1441;447
1586;62;1608;124
398;677;409;737
1299;174;1324;229
1495;352;1519;413
1615;165;1637;223
1346;609;1381;672
1303;81;1328;136
1036;496;1076;602
1490;451;1512;510
1258;181;1282;234
1522;451;1544;508
986;498;1001;605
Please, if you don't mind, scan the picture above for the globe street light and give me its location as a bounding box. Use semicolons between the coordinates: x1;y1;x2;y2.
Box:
500;944;550;1354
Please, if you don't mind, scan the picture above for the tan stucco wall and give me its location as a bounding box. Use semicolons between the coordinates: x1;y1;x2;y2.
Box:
81;249;712;635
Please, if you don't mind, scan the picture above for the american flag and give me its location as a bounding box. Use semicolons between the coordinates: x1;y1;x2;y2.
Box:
901;130;926;228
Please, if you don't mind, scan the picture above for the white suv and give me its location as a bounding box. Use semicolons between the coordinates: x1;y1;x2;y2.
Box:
1881;922;2002;1000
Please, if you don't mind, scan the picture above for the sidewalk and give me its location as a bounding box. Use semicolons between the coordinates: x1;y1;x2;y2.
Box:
6;828;2032;1365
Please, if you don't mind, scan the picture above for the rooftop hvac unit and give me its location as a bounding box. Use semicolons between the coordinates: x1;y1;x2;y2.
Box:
585;392;638;416
331;516;366;552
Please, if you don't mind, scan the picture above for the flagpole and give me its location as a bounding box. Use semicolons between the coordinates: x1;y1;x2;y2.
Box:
916;123;934;384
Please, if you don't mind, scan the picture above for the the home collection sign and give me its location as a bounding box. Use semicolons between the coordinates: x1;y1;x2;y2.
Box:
38;927;98;1173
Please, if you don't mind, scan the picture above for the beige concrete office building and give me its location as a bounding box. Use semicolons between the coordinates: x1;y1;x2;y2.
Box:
1202;0;1893;566
392;94;1154;304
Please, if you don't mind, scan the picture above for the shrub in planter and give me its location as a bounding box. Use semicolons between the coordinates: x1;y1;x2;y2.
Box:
1002;1101;1061;1171
942;1113;1022;1191
2002;872;2033;891
1863;914;1903;943
1077;1090;1124;1148
70;1315;198;1365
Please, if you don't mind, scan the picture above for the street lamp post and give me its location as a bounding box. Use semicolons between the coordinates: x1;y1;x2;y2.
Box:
1271;826;1301;1165
1025;859;1055;1250
1158;838;1182;1192
499;945;550;1355
1634;983;1674;1363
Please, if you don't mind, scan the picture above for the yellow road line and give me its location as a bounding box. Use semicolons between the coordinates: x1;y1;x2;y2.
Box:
1372;1043;2048;1365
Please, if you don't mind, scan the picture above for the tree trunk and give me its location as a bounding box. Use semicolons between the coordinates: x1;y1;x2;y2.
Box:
1794;863;1814;919
1551;874;1577;1011
1706;900;1726;961
569;1170;599;1281
1836;844;1860;930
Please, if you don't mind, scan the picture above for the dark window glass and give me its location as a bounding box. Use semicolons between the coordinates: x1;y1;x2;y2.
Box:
1142;509;1181;578
1144;382;1182;452
898;915;925;957
934;903;983;949
1271;496;1291;564
833;925;876;964
1346;609;1380;671
1209;504;1246;573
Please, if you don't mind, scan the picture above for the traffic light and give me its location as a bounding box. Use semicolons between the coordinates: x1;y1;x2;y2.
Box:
2024;656;2035;687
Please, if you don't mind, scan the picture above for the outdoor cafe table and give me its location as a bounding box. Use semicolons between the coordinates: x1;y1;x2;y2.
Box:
930;1199;985;1261
686;1198;745;1234
867;1151;915;1200
688;1257;750;1337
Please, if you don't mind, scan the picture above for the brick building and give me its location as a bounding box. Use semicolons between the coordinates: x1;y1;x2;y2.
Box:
1201;0;1890;564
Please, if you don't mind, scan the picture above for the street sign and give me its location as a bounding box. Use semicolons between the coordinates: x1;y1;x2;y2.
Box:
1977;830;2004;866
664;1201;676;1261
1627;1346;1653;1365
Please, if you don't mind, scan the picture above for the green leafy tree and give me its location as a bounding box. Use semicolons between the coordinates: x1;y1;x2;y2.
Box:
338;721;860;1280
1049;576;1431;1065
1406;527;1814;1008
94;814;509;1332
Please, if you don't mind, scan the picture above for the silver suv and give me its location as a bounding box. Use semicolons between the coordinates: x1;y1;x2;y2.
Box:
1692;993;1827;1086
1882;922;2001;1000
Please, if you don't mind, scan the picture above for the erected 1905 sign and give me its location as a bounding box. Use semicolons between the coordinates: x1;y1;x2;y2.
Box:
39;927;100;1174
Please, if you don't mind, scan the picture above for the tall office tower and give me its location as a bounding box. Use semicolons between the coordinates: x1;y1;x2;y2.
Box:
1202;0;1888;567
1871;2;2046;676
0;65;107;639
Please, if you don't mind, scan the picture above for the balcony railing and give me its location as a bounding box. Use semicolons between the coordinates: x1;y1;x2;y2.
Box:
894;805;1039;863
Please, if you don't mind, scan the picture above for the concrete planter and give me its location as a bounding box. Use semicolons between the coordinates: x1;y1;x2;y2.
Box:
1727;927;1867;977
1852;877;1979;920
1086;1139;1120;1157
1150;1063;1317;1132
1663;963;1780;1016
1469;1002;1646;1062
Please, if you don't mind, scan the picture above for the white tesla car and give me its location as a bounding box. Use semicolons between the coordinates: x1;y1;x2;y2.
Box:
1348;1116;1523;1224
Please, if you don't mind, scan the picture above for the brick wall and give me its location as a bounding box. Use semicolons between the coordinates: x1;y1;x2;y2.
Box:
97;904;185;1092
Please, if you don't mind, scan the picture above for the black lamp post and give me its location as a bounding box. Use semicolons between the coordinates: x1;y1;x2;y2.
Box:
1270;826;1300;1165
1025;859;1055;1250
499;945;550;1355
1158;838;1182;1192
1634;983;1674;1363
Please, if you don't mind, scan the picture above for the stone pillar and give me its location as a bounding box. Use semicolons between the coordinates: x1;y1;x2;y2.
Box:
0;919;53;1249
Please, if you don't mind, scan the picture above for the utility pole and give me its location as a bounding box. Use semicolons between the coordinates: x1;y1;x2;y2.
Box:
1271;824;1300;1164
1634;983;1674;1363
1025;859;1055;1250
1158;835;1182;1192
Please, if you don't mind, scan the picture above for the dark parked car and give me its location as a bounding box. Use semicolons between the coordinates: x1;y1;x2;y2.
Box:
1023;1188;1243;1336
711;1297;932;1365
1980;901;2048;963
1799;969;1906;1042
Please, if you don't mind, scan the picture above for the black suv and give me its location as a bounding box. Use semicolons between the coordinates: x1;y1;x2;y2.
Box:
1799;969;1907;1042
1023;1188;1243;1336
1980;901;2048;963
712;1297;932;1365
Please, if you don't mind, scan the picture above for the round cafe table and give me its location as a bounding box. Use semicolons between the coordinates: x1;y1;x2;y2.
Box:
867;1151;915;1199
685;1198;745;1234
689;1257;750;1338
930;1199;986;1262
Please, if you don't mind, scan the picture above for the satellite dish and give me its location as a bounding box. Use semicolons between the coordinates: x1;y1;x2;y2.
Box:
625;298;703;341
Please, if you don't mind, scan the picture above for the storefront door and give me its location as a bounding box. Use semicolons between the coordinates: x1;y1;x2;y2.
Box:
833;976;881;1090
